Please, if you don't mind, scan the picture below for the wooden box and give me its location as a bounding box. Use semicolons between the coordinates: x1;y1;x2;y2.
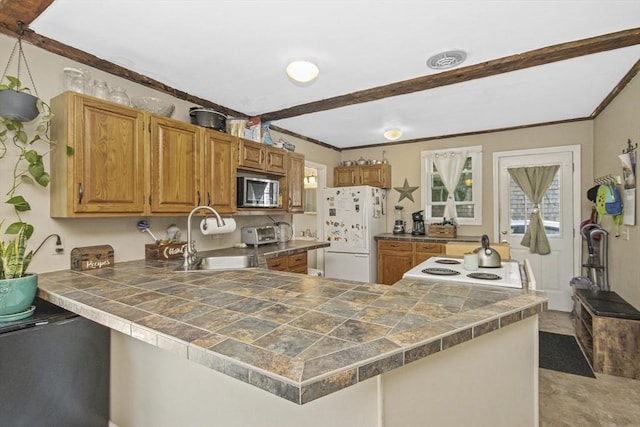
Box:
427;224;457;238
71;245;114;271
145;242;186;260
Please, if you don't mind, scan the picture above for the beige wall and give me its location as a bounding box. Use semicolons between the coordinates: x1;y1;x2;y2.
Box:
593;73;640;307
342;122;594;237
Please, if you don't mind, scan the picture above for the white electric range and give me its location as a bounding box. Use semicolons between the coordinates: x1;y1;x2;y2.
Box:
403;256;523;289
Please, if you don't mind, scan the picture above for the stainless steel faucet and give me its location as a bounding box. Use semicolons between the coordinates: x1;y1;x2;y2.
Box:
183;205;225;268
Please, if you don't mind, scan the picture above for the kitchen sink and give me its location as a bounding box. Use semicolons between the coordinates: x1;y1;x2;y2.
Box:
175;254;258;272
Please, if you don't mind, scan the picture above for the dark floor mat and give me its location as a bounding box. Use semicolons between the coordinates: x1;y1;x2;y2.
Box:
539;331;596;378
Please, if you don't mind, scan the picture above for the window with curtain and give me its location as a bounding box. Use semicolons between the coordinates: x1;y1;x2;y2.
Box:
421;146;483;225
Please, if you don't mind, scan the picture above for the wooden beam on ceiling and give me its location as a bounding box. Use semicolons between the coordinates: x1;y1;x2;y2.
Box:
0;0;54;33
261;28;640;122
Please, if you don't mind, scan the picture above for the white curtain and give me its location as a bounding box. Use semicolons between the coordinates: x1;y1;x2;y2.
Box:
433;149;467;220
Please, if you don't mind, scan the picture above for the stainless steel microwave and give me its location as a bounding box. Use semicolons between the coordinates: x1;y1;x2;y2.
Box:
237;177;280;208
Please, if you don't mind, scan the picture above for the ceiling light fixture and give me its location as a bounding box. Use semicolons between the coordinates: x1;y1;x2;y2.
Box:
286;60;319;83
383;129;403;141
426;50;467;70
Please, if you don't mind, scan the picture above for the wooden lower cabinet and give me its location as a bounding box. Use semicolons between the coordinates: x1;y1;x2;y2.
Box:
377;241;413;285
267;252;308;274
575;291;640;379
377;240;443;285
413;242;443;265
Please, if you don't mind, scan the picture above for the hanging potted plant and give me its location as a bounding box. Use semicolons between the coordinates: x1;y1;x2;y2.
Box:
0;22;41;123
0;75;39;122
0;24;54;320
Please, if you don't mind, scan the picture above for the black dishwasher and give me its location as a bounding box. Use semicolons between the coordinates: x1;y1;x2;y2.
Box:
0;297;110;427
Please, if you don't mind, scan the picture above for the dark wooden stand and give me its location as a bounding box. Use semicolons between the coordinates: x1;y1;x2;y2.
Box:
574;289;640;379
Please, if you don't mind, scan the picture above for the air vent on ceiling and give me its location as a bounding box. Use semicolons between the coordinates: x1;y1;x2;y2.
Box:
426;50;467;70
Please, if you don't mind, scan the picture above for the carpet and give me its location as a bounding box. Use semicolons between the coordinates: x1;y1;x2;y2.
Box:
539;331;596;378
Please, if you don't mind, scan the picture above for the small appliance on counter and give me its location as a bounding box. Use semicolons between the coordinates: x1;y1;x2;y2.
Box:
473;235;503;268
393;205;405;234
241;225;281;247
411;210;425;235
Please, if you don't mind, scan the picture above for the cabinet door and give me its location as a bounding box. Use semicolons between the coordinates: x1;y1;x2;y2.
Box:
377;241;413;285
288;252;308;274
203;129;237;214
67;95;146;214
266;255;288;271
334;167;360;187
266;147;287;174
149;116;201;213
237;138;265;171
413;242;442;266
361;164;391;189
286;152;305;213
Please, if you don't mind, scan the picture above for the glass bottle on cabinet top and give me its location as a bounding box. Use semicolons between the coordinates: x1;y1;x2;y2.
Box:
109;86;130;106
91;80;109;100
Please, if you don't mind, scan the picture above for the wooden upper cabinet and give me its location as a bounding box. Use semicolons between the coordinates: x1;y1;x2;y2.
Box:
286;152;305;213
237;138;264;171
149;116;201;213
265;147;287;174
203;129;237;214
237;138;287;175
334;166;360;187
334;164;391;189
361;164;391;188
50;92;146;216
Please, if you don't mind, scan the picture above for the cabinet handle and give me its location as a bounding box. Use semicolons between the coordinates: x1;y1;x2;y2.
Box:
260;150;264;164
197;191;201;206
77;183;83;204
207;192;211;206
272;262;281;267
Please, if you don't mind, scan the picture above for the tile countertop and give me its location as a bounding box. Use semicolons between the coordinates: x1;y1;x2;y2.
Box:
375;233;481;243
36;245;547;406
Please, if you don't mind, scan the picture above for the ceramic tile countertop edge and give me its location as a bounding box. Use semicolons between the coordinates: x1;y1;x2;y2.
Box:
35;260;547;405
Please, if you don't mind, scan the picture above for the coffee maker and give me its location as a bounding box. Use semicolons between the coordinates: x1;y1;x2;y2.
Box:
411;210;425;235
393;205;405;234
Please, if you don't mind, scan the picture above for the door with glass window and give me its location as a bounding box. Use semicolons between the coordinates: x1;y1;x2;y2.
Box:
496;148;578;311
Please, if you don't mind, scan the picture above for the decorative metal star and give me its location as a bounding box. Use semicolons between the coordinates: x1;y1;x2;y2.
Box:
394;178;419;203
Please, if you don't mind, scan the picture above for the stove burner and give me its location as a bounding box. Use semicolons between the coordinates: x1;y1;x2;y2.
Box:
435;259;461;265
421;268;460;276
466;272;502;280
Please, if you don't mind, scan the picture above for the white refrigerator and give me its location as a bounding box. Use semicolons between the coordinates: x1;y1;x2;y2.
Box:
323;185;387;282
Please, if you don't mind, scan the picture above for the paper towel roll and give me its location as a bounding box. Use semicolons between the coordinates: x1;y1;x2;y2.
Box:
200;217;236;235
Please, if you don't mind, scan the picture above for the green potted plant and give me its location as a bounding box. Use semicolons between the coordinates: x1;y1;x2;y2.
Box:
0;224;37;317
0;73;53;319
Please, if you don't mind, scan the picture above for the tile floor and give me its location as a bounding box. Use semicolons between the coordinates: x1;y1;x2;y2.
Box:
538;310;640;427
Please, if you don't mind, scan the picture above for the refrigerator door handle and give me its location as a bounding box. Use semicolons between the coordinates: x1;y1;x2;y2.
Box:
354;254;369;258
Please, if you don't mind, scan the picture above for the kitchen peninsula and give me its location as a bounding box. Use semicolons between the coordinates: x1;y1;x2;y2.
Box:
36;241;546;427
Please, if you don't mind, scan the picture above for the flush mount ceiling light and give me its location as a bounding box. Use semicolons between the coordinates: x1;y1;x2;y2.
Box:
286;60;319;83
383;129;403;141
426;50;467;70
